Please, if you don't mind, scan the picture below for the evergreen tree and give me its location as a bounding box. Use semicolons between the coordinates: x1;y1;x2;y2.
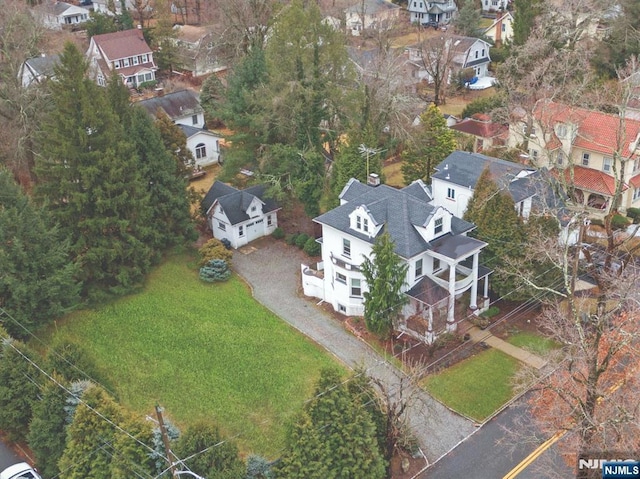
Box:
173;422;245;479
454;0;482;37
35;43;155;301
360;231;409;339
512;0;541;46
85;11;118;38
58;386;123;479
200;73;227;128
275;368;386;479
110;413;156;479
402;104;456;184
27;373;68;479
0;338;40;442
199;259;232;282
129;107;196;250
331;140;383;200
463;167;525;296
154;110;195;176
0;169;80;338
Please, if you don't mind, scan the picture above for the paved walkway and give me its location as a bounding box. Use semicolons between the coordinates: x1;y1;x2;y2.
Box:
233;239;476;464
465;326;548;369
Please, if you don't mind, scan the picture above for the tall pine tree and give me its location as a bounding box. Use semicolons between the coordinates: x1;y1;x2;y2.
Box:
463;167;525;297
35;43;155;300
0;169;80;337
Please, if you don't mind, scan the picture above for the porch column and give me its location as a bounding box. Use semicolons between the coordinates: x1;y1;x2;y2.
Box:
469;252;479;310
484;275;489;298
426;307;435;344
447;262;456;332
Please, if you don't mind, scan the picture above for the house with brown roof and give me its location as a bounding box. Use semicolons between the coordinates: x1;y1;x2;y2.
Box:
86;28;157;89
449;113;508;153
507;100;640;215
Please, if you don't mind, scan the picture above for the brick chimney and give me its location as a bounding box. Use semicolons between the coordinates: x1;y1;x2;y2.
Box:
495;9;504;47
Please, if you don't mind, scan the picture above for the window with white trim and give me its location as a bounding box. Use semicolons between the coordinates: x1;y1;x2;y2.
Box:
363;218;369;233
582;153;590;166
447;188;455;200
218;221;226;231
195;143;206;159
239;225;244;237
343;238;351;257
603;157;612;173
634;187;640;201
415;259;423;278
557;124;567;138
434;217;443;235
336;272;347;284
556;151;564;165
192;115;198;125
267;215;272;226
351;278;362;297
356;216;361;230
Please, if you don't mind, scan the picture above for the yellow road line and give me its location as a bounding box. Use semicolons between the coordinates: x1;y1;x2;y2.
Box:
502;431;566;479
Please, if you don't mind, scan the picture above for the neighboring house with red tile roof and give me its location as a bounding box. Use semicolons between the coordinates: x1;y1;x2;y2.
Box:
507;100;640;215
86;28;157;89
449;113;508;153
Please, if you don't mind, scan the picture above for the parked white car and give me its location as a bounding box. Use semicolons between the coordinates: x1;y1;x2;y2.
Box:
0;463;41;479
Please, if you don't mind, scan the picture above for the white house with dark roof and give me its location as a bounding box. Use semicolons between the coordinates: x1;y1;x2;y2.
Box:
408;0;457;26
137;90;205;128
137;90;216;166
202;181;280;249
302;176;490;343
37;2;90;30
431;151;538;219
178;125;222;167
344;0;400;35
86;28;157;88
19;54;60;88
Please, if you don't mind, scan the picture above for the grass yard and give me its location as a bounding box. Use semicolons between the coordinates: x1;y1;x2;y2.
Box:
505;332;560;357
40;251;338;457
422;349;519;422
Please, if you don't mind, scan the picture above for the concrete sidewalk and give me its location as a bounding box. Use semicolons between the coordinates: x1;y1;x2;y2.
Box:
465;325;547;369
233;239;476;464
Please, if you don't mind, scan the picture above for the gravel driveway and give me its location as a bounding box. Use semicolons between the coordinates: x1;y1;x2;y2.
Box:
233;239;475;464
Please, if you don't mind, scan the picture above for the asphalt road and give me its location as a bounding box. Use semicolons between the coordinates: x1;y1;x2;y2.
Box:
422;393;573;479
0;439;20;473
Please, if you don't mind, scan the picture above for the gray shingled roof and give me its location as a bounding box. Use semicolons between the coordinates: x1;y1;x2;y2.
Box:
433;151;536;203
345;0;400;14
201;181;279;225
25;54;60;78
177;124;218;140
316;179;475;259
137;90;202;120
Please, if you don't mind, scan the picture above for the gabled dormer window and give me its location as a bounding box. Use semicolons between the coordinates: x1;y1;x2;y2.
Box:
363;218;369;233
356;216;362;230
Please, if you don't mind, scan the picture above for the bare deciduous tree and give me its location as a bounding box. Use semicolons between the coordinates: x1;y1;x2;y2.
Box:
412;30;458;106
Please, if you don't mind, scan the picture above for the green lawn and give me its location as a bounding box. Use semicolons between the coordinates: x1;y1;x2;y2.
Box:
422;349;519;422
40;251;338;457
505;331;560;356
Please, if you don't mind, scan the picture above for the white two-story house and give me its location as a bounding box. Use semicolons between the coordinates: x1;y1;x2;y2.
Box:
431;151;538;219
86;28;157;89
408;0;457;25
344;0;400;35
302;176;491;344
202;181;280;249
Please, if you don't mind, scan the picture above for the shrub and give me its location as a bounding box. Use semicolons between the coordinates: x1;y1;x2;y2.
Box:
199;238;233;267
199;259;231;282
295;233;310;249
611;213;630;230
480;306;500;318
303;237;321;256
271;227;285;240
285;233;299;246
460;94;506;119
626;207;640;223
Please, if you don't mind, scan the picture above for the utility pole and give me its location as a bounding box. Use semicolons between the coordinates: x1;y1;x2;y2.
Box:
156;404;177;478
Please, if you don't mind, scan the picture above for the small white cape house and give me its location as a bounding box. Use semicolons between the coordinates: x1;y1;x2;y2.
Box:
302;176;491;344
138;90;220;166
344;0;400;36
482;10;514;46
431;151;539;219
86;28;157;88
36;1;90;30
202;182;280;249
19;54;60;88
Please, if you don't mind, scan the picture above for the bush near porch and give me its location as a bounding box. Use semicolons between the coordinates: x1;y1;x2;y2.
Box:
38;250;339;457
